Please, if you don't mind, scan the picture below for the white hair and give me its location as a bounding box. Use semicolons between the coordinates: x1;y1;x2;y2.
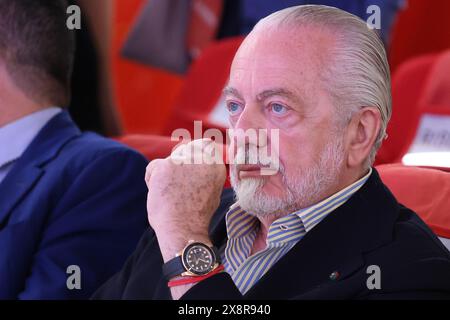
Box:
254;5;392;166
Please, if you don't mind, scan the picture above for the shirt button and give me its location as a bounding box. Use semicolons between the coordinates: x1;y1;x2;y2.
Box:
279;225;289;230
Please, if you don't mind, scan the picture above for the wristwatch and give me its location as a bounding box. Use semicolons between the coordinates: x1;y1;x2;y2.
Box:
162;240;221;280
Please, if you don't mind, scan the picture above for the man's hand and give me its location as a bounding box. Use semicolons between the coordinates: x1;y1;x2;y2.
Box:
145;139;226;263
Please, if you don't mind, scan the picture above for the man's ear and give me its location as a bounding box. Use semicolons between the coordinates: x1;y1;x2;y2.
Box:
345;107;382;168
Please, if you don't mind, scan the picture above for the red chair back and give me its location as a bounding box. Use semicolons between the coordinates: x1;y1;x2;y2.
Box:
377;50;450;165
376;53;438;164
377;164;450;241
389;0;450;73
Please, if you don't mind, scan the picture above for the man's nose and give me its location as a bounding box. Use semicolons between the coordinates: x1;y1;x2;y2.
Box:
232;103;267;146
234;102;260;130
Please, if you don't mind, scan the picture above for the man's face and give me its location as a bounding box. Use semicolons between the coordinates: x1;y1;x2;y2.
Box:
226;27;346;218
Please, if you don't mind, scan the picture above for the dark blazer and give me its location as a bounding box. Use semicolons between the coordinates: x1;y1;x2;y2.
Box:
93;169;450;300
0;111;148;299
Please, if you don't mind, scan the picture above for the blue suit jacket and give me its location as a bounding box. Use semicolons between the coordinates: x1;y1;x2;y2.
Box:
0;111;149;299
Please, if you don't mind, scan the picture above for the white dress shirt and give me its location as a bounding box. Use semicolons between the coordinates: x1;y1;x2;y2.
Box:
0;107;62;184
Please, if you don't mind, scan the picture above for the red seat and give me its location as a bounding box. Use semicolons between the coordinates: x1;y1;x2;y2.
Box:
377;164;450;247
376;53;438;164
420;50;450;108
162;37;245;137
389;0;450;73
112;0;184;134
377;50;450;165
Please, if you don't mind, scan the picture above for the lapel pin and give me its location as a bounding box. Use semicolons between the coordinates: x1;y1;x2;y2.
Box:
329;271;340;281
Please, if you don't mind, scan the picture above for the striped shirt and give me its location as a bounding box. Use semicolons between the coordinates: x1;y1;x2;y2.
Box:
222;168;372;294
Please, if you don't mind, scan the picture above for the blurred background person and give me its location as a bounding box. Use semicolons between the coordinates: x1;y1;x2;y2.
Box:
68;0;122;136
0;0;148;299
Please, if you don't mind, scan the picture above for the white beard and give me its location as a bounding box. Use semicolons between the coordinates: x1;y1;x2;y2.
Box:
230;136;345;219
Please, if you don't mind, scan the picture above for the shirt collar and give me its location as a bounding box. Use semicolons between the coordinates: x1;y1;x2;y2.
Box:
294;167;372;233
225;168;373;243
0;107;62;167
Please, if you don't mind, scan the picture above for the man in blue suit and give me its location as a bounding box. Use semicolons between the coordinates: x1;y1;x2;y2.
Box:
0;0;148;299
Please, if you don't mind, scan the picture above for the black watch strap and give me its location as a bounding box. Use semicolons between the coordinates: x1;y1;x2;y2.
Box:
162;245;221;281
162;255;185;280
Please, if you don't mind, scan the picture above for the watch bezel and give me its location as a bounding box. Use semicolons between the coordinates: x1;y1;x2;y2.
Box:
181;242;216;276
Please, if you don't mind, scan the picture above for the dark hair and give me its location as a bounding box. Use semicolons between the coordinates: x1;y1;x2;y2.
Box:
0;0;75;106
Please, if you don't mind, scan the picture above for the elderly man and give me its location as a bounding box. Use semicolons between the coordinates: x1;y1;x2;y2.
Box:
94;5;450;300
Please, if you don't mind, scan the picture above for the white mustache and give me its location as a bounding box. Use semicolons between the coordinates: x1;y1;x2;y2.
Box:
232;146;281;175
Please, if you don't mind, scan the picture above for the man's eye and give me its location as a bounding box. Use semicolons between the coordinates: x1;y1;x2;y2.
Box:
226;102;242;115
270;103;288;115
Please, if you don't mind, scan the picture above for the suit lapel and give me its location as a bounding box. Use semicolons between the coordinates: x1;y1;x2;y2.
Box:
0;111;81;227
0;166;44;228
209;188;235;248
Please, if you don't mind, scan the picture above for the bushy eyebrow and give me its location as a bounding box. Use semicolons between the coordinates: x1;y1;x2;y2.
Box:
222;86;243;100
256;88;299;103
223;86;303;105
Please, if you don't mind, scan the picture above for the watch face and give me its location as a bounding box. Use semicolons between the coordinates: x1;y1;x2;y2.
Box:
182;243;215;276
